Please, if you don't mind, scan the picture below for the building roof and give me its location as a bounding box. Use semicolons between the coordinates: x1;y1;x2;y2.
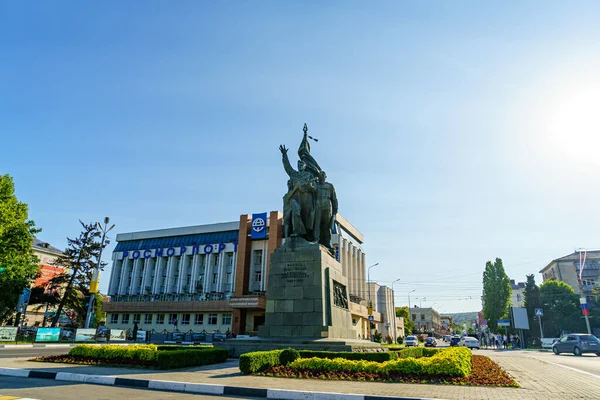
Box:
32;238;63;255
540;250;600;273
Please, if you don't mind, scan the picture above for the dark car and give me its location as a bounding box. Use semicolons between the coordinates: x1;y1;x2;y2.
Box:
424;337;437;347
450;336;461;346
552;334;600;356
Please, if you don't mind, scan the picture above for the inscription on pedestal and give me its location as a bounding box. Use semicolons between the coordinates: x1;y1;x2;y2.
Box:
283;262;311;284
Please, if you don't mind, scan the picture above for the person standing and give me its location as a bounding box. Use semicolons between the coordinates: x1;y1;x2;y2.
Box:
503;334;508;349
132;322;139;343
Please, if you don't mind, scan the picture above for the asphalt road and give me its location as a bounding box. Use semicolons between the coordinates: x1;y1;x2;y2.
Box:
0;347;70;359
0;376;261;400
477;348;600;377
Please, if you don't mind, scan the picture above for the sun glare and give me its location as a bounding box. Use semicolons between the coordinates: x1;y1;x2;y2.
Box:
543;83;600;162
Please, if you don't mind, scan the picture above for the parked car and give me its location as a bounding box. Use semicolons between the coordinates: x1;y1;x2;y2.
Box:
405;335;419;347
450;336;461;346
460;336;480;349
552;334;600;356
424;337;437;347
442;335;451;342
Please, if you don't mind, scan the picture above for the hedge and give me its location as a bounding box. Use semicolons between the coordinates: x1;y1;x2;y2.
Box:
289;347;472;377
154;348;228;369
68;344;228;369
299;350;398;363
239;349;401;374
239;350;284;374
397;347;439;359
69;344;158;361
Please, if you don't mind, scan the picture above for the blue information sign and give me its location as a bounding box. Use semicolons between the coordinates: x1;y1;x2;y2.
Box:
535;308;543;317
251;213;267;239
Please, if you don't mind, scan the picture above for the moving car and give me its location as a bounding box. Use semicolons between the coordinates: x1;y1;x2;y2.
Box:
552;334;600;356
460;336;480;349
424;337;437;347
450;335;461;346
405;335;419;347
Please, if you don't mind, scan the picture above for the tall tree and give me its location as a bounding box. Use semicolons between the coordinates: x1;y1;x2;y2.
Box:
0;175;40;324
538;280;585;337
396;306;415;336
51;221;101;327
523;274;541;336
482;257;511;332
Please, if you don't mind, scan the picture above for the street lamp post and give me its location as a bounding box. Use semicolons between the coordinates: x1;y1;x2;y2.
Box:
84;217;115;329
391;278;401;344
367;263;379;341
408;289;415;309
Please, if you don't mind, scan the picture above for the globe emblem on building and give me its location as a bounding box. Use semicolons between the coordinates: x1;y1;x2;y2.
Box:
252;217;265;232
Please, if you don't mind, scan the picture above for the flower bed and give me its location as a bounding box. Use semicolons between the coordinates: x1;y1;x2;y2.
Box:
31;344;228;369
260;355;518;387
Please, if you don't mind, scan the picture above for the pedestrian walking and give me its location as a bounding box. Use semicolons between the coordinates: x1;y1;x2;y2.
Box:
132;322;139;342
516;334;521;349
503;334;508;349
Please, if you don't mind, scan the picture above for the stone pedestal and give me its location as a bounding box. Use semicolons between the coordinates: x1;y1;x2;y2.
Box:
258;237;355;339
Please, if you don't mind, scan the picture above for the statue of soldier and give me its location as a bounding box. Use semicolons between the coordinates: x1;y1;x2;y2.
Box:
279;145;317;240
314;170;338;252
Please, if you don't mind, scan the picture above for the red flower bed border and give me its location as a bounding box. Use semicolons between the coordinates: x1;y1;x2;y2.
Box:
30;355;157;369
258;355;518;387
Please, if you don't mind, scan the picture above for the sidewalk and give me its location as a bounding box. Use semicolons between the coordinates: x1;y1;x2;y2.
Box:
0;351;598;400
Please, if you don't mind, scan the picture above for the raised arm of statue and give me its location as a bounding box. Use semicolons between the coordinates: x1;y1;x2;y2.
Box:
279;144;295;177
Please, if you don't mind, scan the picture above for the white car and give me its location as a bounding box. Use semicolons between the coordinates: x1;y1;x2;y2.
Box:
405;335;419;347
459;336;480;349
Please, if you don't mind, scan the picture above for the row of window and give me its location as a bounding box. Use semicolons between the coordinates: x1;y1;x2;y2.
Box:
108;313;232;326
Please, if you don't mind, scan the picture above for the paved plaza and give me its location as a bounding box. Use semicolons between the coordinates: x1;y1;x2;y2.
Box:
1;348;600;399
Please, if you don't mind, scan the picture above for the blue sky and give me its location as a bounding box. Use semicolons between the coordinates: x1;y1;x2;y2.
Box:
2;1;600;313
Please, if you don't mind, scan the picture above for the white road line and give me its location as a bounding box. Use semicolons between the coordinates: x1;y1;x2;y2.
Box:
543;358;600;380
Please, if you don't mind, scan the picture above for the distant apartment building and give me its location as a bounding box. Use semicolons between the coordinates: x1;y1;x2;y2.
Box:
410;306;442;335
510;279;526;307
440;315;453;335
540;250;600;299
25;239;65;326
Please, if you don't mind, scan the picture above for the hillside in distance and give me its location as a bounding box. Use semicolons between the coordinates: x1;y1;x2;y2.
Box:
443;311;479;326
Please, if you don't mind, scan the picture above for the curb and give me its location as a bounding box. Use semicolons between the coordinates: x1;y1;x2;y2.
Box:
0;367;437;400
0;344;78;349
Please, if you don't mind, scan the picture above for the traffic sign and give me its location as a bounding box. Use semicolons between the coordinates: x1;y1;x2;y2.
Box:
368;315;374;322
535;308;543;317
497;319;511;327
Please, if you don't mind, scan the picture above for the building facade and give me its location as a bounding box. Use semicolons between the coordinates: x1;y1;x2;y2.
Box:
540;250;600;298
24;239;65;326
510;279;526;308
367;282;403;342
410;306;442;336
103;211;392;339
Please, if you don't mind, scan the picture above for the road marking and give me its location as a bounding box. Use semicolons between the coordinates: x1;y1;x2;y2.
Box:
0;396;21;400
543;358;600;380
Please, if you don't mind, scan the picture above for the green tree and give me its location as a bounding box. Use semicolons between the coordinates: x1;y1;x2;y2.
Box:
396;306;415;336
482;258;511;332
51;221;102;327
0;175;40;324
538;280;585;337
523;274;541;336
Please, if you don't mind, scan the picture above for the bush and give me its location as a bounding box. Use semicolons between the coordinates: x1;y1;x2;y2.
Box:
290;347;472;378
396;336;404;345
69;344;158;361
67;344;227;369
155;348;228;369
239;350;283;374
279;348;300;366
398;347;424;359
373;331;382;343
299;350;398;363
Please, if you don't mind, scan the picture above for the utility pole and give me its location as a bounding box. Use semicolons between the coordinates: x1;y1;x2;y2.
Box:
84;217;115;329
